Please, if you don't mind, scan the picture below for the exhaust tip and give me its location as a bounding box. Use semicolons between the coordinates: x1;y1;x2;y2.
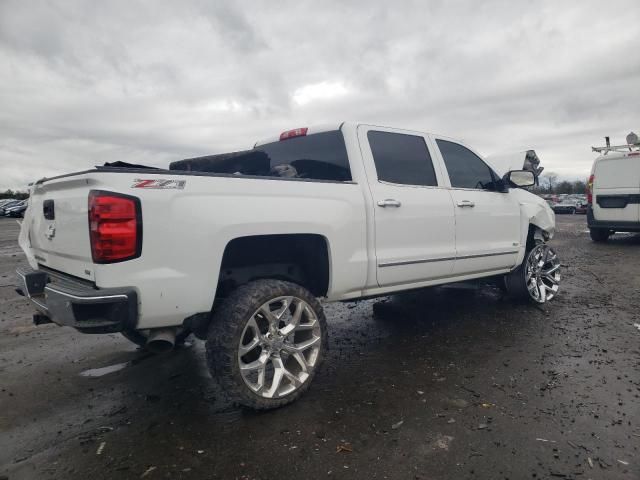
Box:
145;328;176;354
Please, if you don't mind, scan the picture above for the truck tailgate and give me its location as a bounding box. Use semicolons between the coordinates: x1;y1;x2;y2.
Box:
22;176;95;281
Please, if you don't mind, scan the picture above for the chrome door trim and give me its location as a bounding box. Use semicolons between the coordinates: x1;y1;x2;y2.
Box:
378;250;519;268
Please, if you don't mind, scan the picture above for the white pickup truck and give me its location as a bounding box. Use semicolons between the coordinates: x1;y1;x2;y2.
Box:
16;122;560;409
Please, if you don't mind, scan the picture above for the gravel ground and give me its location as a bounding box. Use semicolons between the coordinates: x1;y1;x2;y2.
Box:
0;215;638;479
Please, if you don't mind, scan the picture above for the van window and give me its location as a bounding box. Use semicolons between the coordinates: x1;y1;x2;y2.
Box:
368;131;438;186
437;139;498;190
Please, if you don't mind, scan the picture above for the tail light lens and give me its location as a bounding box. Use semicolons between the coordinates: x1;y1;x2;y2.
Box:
279;127;308;141
587;174;594;204
89;191;142;263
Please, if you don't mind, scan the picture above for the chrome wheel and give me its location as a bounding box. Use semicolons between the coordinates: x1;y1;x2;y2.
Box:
238;296;322;399
525;244;560;303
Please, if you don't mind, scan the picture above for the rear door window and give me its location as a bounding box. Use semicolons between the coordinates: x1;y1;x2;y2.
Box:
368;131;438;186
437;139;498;190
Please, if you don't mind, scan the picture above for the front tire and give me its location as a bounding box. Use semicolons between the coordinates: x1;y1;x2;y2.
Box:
505;243;560;304
206;279;328;410
589;228;609;242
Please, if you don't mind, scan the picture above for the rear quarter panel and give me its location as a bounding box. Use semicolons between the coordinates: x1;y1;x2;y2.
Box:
90;172;368;329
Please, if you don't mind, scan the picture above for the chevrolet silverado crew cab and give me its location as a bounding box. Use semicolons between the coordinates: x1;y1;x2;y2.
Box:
587;133;640;242
16;122;560;409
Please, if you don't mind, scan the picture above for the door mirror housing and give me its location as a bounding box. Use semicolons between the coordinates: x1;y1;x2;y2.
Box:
504;170;536;188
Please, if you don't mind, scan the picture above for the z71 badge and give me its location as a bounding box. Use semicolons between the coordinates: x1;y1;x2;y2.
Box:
132;179;186;189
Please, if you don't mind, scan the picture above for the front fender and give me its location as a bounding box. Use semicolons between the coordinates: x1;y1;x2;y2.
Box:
521;201;555;239
512;190;556;265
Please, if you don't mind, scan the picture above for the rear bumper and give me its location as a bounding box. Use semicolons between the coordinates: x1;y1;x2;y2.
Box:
16;266;138;333
552;207;575;214
587;207;640;232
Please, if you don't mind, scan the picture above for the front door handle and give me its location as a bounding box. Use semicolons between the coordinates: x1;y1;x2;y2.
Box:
377;199;402;208
456;200;475;208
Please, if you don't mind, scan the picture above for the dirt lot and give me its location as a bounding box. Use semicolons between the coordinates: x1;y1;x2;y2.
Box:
0;215;638;479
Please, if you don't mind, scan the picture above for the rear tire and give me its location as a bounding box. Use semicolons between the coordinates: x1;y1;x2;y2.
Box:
206;279;327;410
589;228;609;242
505;242;560;304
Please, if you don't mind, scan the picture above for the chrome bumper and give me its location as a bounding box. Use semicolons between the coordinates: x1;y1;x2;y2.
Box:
16;266;138;333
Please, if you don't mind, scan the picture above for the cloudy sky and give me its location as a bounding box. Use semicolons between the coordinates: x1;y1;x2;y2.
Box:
1;0;639;190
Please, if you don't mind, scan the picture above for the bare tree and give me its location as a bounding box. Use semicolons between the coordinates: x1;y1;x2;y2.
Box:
572;180;587;194
0;189;29;200
556;181;574;194
543;172;558;193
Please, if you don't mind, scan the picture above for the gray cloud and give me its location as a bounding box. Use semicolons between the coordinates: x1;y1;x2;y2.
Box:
1;0;639;190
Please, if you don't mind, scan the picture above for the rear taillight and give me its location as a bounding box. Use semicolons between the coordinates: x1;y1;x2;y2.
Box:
587;174;594;204
88;191;142;263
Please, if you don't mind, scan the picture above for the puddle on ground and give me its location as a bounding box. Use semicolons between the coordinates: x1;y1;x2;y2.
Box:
78;351;163;378
80;362;130;377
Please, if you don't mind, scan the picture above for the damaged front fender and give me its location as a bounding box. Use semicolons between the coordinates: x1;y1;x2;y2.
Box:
510;189;556;265
522;198;555;239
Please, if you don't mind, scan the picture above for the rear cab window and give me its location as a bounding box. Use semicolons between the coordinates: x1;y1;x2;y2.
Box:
171;130;352;182
436;139;500;191
368;131;438;186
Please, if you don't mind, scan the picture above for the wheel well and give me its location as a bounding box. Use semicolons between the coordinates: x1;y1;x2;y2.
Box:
527;224;549;249
216;234;330;299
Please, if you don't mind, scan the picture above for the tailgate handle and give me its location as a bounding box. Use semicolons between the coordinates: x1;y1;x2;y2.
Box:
43;200;55;220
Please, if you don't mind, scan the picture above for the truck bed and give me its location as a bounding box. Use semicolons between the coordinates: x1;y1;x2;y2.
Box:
21;167;368;329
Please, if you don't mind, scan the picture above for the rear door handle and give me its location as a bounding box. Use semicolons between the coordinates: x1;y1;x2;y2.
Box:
377;199;402;208
456;200;475;208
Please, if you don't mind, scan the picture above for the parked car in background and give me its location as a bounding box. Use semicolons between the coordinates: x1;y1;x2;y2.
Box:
552;198;582;214
569;195;587;214
5;201;27;218
587;133;640;242
574;201;588;214
0;200;23;215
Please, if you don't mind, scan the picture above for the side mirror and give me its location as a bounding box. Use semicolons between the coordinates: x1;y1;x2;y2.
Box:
504;169;536;188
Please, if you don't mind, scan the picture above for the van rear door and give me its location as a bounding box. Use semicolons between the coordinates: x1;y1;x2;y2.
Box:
592;154;640;223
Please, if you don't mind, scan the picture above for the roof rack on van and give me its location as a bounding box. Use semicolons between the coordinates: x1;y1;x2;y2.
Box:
592;133;640;154
592;144;640;154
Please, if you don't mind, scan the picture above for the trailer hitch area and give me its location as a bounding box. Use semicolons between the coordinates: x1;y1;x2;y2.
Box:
33;313;53;326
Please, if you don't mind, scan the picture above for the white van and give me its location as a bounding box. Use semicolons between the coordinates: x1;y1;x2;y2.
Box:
587;134;640;242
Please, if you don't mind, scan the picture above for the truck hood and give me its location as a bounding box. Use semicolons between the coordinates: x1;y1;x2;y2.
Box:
485;150;543;177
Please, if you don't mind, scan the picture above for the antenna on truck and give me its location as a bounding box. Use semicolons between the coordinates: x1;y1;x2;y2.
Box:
592;132;640;155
